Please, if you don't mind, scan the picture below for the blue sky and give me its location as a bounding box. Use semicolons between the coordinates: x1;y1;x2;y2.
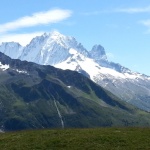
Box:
0;0;150;75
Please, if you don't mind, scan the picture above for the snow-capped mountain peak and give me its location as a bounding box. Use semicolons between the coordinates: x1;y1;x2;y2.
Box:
18;31;89;65
49;30;67;41
43;30;78;49
0;42;23;59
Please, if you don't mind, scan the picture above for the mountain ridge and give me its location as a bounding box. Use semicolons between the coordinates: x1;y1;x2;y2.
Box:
1;52;150;131
0;31;150;112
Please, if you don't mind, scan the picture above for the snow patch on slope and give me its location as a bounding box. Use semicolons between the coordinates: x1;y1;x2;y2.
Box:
55;51;146;82
69;48;77;55
55;50;101;80
0;62;9;71
15;69;28;74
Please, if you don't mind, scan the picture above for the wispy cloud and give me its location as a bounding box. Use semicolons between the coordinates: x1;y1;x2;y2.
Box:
81;6;150;16
115;6;150;13
0;32;44;46
140;19;150;27
115;6;150;33
140;19;150;33
81;10;110;16
81;11;102;16
0;8;72;33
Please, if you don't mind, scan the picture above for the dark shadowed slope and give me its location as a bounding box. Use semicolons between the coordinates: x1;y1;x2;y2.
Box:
0;52;150;131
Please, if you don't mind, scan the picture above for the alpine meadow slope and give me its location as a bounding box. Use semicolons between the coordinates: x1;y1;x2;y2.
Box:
0;52;150;131
0;31;150;111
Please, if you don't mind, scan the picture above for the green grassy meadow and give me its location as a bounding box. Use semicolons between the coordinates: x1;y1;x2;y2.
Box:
0;128;150;150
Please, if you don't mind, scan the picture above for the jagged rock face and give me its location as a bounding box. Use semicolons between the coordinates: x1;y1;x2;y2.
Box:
0;31;150;111
89;44;107;62
19;31;89;65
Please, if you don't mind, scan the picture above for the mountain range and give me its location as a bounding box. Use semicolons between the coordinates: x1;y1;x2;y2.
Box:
1;52;150;131
0;31;150;112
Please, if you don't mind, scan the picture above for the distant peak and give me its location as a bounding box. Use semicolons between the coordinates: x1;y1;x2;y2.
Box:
49;30;65;38
1;41;21;46
40;31;75;42
91;44;106;55
89;44;107;62
50;30;61;35
35;31;64;40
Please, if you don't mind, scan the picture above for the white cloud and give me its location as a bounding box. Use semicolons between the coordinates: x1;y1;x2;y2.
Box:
139;19;150;34
0;32;44;46
116;6;150;13
0;8;72;33
140;19;150;27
